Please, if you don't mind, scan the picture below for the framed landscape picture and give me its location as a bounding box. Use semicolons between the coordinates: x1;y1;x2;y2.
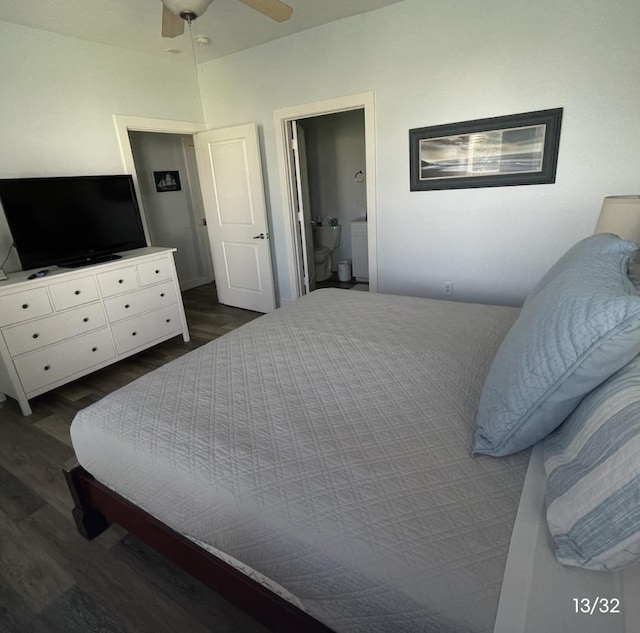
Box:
409;108;563;191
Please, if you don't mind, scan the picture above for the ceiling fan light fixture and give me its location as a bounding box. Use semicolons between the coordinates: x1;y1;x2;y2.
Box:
161;0;293;40
162;0;215;20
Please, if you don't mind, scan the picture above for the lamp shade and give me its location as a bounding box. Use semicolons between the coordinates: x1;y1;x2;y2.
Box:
594;196;640;245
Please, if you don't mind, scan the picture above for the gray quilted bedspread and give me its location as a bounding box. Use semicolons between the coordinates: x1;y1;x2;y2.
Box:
71;289;530;633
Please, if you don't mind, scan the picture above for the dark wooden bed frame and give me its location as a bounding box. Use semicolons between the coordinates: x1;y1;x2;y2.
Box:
62;458;336;633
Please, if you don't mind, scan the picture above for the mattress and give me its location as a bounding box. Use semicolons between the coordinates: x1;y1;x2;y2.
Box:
71;289;530;633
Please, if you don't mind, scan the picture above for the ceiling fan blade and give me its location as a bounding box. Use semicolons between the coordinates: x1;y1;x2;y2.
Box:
162;4;185;38
236;0;293;23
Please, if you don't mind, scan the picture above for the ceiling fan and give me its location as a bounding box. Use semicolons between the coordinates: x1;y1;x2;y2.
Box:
161;0;294;37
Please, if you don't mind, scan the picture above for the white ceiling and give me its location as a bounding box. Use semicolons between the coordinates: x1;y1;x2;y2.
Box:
0;0;406;63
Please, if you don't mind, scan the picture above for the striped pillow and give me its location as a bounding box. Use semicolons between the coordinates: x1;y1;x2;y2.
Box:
544;355;640;571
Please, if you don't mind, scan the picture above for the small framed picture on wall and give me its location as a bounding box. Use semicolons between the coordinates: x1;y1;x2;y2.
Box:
154;171;182;192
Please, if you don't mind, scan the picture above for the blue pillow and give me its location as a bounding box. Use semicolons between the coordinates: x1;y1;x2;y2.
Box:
544;355;640;570
523;233;637;308
474;249;640;457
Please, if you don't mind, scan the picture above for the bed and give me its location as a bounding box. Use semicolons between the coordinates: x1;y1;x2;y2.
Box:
66;234;640;633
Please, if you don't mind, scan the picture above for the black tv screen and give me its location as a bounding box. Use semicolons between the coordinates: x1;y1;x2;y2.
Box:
0;175;147;270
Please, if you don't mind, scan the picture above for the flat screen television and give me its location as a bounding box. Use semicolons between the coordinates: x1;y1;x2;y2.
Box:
0;174;147;270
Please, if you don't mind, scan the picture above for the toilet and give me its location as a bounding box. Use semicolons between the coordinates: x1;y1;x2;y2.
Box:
314;225;341;282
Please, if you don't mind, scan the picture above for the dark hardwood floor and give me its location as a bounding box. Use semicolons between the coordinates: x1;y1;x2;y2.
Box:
0;283;268;633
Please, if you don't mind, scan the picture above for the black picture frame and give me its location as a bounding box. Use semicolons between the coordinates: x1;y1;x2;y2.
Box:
154;170;181;193
409;108;563;191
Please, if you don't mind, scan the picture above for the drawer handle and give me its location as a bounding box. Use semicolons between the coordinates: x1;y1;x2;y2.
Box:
155;269;160;274
166;318;171;323
125;304;130;309
74;290;81;295
118;279;124;284
160;293;165;298
91;346;98;352
83;317;89;323
32;333;39;339
132;331;137;336
22;303;29;309
44;365;51;371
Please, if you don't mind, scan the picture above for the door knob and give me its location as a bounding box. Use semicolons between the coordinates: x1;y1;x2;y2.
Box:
252;233;268;239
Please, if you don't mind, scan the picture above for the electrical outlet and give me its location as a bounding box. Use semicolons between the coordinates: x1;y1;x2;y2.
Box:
443;281;453;296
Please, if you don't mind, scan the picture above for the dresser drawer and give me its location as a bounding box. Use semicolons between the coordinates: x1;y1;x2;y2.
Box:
14;328;115;394
3;302;107;356
49;275;99;310
104;281;177;323
0;287;52;327
97;266;139;297
111;304;182;355
137;257;173;286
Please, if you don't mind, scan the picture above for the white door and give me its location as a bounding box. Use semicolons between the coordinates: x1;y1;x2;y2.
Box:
290;121;315;293
195;123;276;313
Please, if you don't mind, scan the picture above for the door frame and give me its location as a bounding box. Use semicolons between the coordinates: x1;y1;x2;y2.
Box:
180;135;215;284
274;92;378;300
290;120;315;294
113;115;211;287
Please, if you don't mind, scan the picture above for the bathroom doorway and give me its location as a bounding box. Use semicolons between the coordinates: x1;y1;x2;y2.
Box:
274;92;377;300
295;109;367;292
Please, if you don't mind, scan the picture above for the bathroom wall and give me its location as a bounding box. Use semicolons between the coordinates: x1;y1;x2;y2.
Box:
300;110;366;269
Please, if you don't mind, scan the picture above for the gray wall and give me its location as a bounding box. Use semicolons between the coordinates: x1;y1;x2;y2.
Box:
2;0;640;305
129;132;207;287
197;0;640;305
0;20;201;272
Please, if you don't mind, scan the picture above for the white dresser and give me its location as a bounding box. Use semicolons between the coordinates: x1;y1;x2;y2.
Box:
0;247;189;415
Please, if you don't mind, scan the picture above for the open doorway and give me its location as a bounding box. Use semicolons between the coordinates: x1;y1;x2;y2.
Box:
114;116;277;313
296;110;368;292
274;92;377;301
128;131;213;291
